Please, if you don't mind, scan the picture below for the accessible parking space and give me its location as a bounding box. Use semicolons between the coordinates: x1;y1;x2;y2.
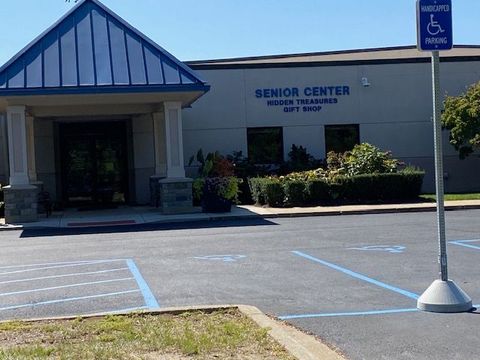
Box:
0;259;159;321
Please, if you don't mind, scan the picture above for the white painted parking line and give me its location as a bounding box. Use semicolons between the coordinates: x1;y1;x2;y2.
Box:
0;259;127;270
0;290;141;312
0;267;129;285
0;260;126;276
0;277;134;297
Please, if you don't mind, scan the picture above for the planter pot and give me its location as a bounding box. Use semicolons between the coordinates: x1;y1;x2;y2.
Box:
201;193;232;213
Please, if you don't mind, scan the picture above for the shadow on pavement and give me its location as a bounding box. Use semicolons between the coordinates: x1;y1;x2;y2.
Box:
19;217;278;238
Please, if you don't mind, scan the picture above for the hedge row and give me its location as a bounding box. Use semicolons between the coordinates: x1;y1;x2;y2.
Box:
249;171;425;207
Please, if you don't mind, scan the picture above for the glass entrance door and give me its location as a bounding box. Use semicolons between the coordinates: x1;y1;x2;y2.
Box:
59;121;128;207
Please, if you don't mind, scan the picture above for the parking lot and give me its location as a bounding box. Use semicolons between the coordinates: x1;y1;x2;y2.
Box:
0;210;479;359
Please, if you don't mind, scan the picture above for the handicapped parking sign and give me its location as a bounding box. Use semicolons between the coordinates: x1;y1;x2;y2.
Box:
417;0;453;51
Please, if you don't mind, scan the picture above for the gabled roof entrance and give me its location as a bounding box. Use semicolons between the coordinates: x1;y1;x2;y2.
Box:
0;0;209;97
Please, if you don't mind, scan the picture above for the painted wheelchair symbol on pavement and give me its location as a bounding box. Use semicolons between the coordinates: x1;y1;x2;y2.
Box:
348;245;406;254
193;255;246;262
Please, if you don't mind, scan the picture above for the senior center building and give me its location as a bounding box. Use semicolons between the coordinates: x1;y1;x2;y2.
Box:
1;0;480;223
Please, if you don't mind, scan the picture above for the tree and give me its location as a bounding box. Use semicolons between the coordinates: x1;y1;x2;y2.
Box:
442;81;480;159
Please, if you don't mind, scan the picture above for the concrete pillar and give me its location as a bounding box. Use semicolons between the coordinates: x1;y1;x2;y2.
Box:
7;106;30;186
26;115;38;182
4;105;37;223
153;111;167;177
164;101;185;178
0;113;8;183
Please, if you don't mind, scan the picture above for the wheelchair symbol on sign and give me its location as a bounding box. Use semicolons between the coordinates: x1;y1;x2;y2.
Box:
427;14;445;36
348;245;406;254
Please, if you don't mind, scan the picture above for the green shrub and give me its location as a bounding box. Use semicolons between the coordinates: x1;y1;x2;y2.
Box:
248;178;266;205
263;179;284;207
340;172;425;201
342;143;399;176
283;144;322;173
192;178;205;204
249;177;284;207
306;179;330;205
283;180;306;206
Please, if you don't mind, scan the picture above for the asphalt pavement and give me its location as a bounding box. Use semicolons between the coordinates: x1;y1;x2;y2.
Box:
0;210;479;359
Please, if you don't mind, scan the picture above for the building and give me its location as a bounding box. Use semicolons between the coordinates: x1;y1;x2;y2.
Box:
183;46;480;194
0;0;479;223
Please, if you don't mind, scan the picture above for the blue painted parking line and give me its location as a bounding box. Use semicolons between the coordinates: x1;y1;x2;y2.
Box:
280;304;480;320
279;308;420;320
348;245;406;254
193;255;246;262
127;259;160;310
0;290;141;312
449;239;480;251
292;251;419;300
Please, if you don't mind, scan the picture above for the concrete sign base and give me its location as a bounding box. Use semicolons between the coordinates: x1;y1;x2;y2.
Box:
417;279;472;313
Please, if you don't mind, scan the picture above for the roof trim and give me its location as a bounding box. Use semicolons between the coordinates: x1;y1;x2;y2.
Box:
188;55;480;71
186;45;480;66
0;83;210;97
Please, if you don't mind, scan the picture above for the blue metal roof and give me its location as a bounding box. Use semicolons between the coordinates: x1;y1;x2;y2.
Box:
0;0;209;96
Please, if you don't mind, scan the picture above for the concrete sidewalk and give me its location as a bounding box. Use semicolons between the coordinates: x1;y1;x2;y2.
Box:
1;200;480;230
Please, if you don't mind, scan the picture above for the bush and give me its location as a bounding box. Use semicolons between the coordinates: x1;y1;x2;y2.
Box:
339;172;425;202
248;178;265;205
283;180;306;206
283;145;322;173
249;178;284;207
249;171;425;207
306;179;330;205
343;143;399;176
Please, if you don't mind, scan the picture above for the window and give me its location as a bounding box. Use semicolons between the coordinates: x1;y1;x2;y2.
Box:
325;124;360;154
247;127;284;164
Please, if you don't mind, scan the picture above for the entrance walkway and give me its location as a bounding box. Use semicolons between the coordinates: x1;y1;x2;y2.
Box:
1;206;257;230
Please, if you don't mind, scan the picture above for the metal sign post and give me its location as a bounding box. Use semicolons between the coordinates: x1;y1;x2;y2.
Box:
416;0;472;313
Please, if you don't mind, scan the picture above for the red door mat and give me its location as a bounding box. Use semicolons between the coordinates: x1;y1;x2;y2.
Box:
67;220;137;227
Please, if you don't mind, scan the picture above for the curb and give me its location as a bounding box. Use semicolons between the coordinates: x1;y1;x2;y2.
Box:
1;203;480;231
0;304;345;360
247;203;480;219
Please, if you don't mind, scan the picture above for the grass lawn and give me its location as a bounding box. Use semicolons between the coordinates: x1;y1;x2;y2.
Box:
0;309;294;360
419;193;480;201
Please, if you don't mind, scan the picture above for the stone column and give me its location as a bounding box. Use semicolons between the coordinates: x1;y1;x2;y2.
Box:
3;106;37;223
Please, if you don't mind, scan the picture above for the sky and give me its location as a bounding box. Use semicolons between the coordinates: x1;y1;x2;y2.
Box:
0;0;479;66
